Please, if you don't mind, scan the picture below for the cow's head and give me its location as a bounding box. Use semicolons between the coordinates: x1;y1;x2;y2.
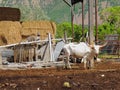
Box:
90;42;107;55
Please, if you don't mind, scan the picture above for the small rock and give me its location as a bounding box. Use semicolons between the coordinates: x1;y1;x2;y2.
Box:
63;82;71;88
42;80;48;86
5;83;9;86
101;74;105;77
72;82;78;86
10;83;17;88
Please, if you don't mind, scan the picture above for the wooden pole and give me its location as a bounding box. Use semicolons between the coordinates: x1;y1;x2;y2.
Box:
82;1;84;40
64;30;67;43
95;0;98;44
48;33;54;62
71;6;74;41
0;52;2;65
0;52;2;68
88;0;94;44
34;44;38;61
19;45;22;63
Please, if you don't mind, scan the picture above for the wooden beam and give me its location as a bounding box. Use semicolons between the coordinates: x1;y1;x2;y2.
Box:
63;0;71;7
88;0;94;44
0;38;72;48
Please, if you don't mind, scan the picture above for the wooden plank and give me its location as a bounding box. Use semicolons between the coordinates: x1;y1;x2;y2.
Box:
54;40;65;61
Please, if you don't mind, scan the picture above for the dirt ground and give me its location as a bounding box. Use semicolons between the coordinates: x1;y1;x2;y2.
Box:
0;60;120;90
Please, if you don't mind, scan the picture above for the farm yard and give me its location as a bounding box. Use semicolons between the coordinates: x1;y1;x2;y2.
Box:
0;0;120;90
0;59;120;90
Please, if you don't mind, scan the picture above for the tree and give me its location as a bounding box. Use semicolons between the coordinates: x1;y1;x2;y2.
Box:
98;6;120;40
100;6;120;31
97;23;115;40
56;22;87;42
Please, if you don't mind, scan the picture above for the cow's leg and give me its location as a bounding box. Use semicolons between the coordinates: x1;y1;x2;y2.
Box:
65;56;71;69
74;58;77;63
81;58;84;63
90;58;94;69
83;53;90;69
67;56;71;69
63;55;71;69
63;54;67;69
64;57;67;69
86;60;90;69
83;56;87;69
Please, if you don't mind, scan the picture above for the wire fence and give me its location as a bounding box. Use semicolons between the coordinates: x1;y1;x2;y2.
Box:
99;34;120;59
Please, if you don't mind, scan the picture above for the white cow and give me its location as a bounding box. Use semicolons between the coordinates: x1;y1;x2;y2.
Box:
62;42;106;69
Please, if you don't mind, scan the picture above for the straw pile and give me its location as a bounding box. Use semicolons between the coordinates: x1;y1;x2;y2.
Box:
0;21;56;46
21;21;56;40
0;21;22;45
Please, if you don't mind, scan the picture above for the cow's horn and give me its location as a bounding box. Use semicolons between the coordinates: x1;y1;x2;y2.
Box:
100;42;108;48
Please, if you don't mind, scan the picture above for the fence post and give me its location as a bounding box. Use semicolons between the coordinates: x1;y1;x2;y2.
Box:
0;52;2;68
48;33;54;62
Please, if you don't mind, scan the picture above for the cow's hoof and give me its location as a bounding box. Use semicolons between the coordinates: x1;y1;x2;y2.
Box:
63;66;71;70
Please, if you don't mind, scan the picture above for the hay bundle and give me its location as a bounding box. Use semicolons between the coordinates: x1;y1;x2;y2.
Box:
0;21;56;45
21;21;56;40
0;21;22;45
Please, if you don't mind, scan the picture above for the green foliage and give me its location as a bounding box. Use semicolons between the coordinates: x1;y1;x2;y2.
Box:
56;22;87;42
100;6;120;24
99;6;120;40
97;23;115;40
56;22;72;38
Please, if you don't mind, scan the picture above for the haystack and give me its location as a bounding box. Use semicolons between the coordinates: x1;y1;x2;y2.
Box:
0;21;22;45
0;21;56;46
21;21;56;40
